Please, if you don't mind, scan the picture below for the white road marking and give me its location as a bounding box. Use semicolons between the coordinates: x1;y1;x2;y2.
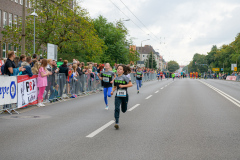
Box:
128;104;140;111
146;95;152;99
199;80;240;108
161;87;164;89
165;85;167;87
155;91;159;93
86;120;115;138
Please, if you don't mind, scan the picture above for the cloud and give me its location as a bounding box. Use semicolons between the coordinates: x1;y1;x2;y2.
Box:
79;0;240;65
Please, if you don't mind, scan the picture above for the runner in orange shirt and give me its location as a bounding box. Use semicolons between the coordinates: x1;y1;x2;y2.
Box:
196;72;198;79
190;72;193;79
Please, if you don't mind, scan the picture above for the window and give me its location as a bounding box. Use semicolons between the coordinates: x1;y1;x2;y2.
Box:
0;10;1;28
15;0;18;3
3;43;6;58
3;12;7;27
14;15;17;26
8;44;12;51
20;0;23;5
143;55;145;57
9;13;12;27
14;45;17;54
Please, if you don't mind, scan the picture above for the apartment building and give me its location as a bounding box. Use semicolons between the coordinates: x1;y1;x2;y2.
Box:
136;45;161;69
0;0;33;58
0;0;74;58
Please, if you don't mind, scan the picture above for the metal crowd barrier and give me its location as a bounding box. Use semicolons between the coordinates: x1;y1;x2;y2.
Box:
130;72;157;84
1;72;157;114
236;75;240;81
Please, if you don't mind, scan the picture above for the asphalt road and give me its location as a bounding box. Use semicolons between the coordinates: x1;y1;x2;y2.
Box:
1;78;240;160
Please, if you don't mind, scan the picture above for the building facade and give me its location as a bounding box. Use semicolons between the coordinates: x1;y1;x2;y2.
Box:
136;45;162;69
0;0;33;58
0;0;74;59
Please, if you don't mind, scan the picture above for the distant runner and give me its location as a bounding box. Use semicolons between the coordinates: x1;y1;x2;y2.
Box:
98;63;116;110
135;67;143;94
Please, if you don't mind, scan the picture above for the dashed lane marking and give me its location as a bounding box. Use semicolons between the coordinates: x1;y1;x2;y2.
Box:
86;120;115;138
128;104;140;111
146;95;152;99
155;91;159;93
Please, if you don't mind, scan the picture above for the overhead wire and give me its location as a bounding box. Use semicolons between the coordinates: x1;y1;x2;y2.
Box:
108;0;148;36
119;0;161;43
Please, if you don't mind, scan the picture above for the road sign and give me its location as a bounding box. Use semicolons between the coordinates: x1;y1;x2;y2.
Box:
221;68;223;71
212;68;220;71
231;64;237;71
234;67;237;71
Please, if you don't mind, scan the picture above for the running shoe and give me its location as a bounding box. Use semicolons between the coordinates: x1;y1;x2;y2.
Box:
105;106;109;110
137;91;139;94
40;103;45;107
114;124;119;130
37;103;41;107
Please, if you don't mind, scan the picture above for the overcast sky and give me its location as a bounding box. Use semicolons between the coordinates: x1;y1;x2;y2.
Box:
79;0;240;65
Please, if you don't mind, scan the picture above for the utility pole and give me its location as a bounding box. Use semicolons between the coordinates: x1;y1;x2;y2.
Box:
21;0;26;55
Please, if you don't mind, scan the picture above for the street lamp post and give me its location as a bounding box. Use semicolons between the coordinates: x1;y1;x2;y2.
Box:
31;9;38;55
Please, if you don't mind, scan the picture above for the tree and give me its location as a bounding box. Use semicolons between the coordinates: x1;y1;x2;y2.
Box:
93;16;130;65
129;48;140;65
144;52;157;69
188;53;208;73
168;60;179;72
2;0;105;62
1;21;23;56
186;32;240;73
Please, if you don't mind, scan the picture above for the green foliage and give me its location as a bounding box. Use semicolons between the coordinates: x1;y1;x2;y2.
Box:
144;53;157;69
1;24;22;56
187;33;240;73
188;53;208;73
1;1;140;64
129;48;140;65
2;0;105;62
168;60;180;72
93;16;131;65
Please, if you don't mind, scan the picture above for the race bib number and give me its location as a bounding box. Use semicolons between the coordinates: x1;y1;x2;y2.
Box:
137;75;140;78
117;89;126;97
103;77;109;82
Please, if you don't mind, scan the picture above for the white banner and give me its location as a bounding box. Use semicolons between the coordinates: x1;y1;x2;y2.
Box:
17;75;38;108
47;43;58;61
0;76;17;105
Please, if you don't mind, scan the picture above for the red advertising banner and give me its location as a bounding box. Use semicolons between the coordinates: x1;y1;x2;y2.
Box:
226;76;237;81
17;75;38;108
